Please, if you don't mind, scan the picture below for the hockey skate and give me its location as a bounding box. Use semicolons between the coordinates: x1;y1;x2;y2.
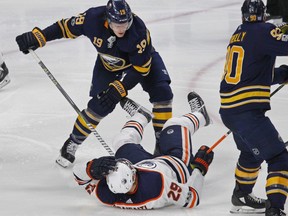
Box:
187;91;211;126
56;137;79;168
120;97;153;123
0;62;10;89
230;184;266;214
265;201;286;216
266;208;286;216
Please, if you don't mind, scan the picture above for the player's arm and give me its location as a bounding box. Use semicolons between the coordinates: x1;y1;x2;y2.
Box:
73;157;116;198
262;24;288;55
129;29;153;77
97;30;152;109
170;145;214;208
120;29;153;90
73;157;117;205
272;65;288;84
15;12;87;54
73;156;117;185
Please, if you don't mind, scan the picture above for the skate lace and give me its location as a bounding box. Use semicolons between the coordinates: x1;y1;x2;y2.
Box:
122;100;140;117
67;141;78;155
188;98;203;112
248;193;264;204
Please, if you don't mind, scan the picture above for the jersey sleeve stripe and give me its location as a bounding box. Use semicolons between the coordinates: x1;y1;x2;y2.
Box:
156;156;189;183
181;127;191;166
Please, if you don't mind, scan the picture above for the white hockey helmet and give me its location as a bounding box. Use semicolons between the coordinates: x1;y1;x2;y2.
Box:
106;158;136;194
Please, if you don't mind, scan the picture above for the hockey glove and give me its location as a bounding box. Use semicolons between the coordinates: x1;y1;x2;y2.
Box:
276;23;288;34
191;145;214;176
98;80;127;109
16;27;46;54
86;156;117;180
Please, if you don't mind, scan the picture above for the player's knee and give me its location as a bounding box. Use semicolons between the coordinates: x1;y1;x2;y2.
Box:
87;96;116;116
267;149;288;171
163;117;183;129
112;130;141;152
148;82;173;103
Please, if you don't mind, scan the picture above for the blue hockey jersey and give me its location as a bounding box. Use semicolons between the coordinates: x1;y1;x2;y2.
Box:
220;22;288;114
43;6;152;77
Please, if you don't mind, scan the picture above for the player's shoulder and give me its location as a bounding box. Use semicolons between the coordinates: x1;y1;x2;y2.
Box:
85;6;106;20
126;14;148;42
244;22;277;33
131;14;147;32
137;169;164;195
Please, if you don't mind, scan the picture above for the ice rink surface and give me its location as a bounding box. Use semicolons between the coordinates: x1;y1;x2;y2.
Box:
0;0;287;215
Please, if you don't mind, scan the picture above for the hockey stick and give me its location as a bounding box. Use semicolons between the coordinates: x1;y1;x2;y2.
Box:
28;49;114;156
207;83;286;153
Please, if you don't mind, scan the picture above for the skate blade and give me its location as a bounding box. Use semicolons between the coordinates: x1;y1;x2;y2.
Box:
230;205;265;214
56;155;72;168
0;76;11;89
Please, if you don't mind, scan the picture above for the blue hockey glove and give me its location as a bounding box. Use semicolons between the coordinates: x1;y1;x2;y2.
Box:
98;80;127;109
86;156;117;180
16;27;46;54
191;145;214;176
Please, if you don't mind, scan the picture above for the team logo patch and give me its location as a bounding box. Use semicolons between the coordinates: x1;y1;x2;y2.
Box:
252;148;260;155
136;161;157;169
167;129;174;134
71;18;76;26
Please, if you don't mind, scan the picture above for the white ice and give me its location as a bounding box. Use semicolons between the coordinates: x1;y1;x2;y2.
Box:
0;0;287;215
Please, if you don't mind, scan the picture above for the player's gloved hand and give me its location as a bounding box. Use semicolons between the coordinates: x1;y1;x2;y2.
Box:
98;80;127;109
86;156;117;180
15;27;46;54
279;64;288;71
276;22;288;34
191;145;214;176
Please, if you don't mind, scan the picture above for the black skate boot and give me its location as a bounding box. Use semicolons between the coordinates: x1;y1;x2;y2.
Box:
0;62;10;89
56;137;79;168
266;201;286;216
230;184;266;214
266;208;286;216
187;91;211;126
120;97;153;123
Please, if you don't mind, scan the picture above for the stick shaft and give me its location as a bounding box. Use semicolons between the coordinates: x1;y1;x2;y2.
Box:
29;50;114;156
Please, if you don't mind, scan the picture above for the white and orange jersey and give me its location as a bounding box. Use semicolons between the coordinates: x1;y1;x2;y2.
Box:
73;156;204;209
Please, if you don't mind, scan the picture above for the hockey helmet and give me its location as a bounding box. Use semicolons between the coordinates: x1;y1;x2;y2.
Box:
241;0;266;22
106;158;136;194
106;0;133;27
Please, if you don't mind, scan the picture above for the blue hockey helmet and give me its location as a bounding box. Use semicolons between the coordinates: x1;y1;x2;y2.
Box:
106;0;133;26
241;0;266;22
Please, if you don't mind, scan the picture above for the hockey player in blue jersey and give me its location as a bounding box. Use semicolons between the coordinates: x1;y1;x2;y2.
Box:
219;1;288;215
15;0;173;167
73;92;213;209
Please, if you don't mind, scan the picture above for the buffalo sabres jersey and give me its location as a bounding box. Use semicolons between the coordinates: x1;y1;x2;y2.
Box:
220;22;288;115
73;156;204;209
42;6;152;77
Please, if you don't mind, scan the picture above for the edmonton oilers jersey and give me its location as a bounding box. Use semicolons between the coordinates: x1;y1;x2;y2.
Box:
219;22;288;115
74;156;201;209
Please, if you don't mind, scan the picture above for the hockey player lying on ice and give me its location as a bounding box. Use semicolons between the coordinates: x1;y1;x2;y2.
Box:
73;92;214;209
